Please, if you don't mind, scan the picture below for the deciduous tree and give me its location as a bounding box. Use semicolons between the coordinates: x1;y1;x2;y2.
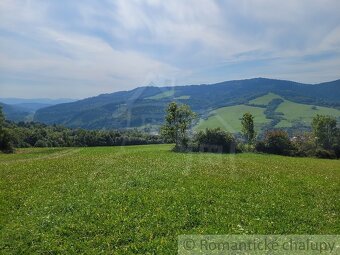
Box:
312;114;337;150
241;112;256;144
0;106;14;153
160;102;196;151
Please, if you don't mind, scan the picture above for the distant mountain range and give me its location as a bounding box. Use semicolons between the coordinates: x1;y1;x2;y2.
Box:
2;78;340;133
0;98;76;122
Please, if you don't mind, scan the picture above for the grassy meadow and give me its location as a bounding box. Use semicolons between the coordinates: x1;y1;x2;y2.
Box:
196;104;270;132
197;93;340;132
1;145;339;254
275;100;340;128
249;92;283;105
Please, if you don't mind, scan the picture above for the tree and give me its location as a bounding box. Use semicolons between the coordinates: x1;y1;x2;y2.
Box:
0;106;14;153
334;128;340;158
312;114;337;150
241;112;256;144
290;132;317;157
0;106;4;129
160;102;196;151
257;130;294;156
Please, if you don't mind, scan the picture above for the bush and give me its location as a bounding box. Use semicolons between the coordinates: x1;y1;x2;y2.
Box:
237;143;255;153
256;130;295;156
34;139;50;147
334;129;340;158
0;129;15;153
333;144;340;159
191;128;236;153
255;141;267;153
290;133;317;157
172;136;190;152
314;149;336;159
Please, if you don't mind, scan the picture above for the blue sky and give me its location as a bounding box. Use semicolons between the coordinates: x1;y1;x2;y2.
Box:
0;0;340;99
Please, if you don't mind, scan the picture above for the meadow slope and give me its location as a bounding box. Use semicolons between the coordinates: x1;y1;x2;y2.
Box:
197;93;340;133
1;145;339;254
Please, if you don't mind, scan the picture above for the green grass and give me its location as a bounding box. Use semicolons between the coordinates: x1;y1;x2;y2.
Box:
197;93;340;132
275;100;340;128
1;145;339;254
175;95;190;100
249;93;283;105
146;90;175;100
196;105;270;132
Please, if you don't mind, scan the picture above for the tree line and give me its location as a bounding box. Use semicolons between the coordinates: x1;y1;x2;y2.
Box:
161;102;340;159
1;103;339;159
0;106;162;153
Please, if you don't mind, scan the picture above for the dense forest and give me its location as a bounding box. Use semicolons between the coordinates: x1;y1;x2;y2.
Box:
0;106;162;152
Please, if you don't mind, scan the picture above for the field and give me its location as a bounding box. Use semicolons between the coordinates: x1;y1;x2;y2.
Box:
1;145;339;254
196;104;269;132
249;92;283;105
146;90;175;100
197;93;340;132
275;100;340;128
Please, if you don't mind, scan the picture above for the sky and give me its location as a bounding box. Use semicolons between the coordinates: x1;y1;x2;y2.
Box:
0;0;340;99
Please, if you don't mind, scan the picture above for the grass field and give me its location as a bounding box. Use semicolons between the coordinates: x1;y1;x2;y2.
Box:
275;100;340;128
1;145;339;254
174;95;190;100
146;90;175;100
249;92;283;105
197;93;340;132
196;105;270;132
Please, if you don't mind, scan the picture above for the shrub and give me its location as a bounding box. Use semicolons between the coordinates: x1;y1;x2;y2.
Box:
290;133;317;157
237;143;255;153
334;129;340;158
0;129;15;153
314;149;336;159
256;130;295;156
255;141;266;153
34;139;50;148
191;128;236;153
333;145;340;159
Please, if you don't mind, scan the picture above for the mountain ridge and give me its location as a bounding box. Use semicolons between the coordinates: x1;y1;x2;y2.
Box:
33;77;340;131
0;98;76;105
12;77;340;132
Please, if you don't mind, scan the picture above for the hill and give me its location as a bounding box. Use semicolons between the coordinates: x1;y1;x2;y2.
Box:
0;102;32;122
0;98;76;105
33;78;340;132
0;98;76;122
1;145;339;253
197;93;340;133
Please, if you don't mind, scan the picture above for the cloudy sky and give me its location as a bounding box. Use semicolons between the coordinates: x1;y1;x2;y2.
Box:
0;0;340;99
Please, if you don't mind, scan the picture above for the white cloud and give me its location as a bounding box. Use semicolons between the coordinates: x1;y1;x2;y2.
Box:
0;29;180;96
0;0;339;98
0;1;183;97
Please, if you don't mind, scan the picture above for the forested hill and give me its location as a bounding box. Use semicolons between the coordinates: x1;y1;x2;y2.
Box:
33;78;340;131
0;98;75;122
0;103;31;122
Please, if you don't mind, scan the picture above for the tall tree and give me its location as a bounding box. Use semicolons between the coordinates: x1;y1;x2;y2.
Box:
160;102;196;150
312;114;337;149
0;106;14;153
241;112;256;144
